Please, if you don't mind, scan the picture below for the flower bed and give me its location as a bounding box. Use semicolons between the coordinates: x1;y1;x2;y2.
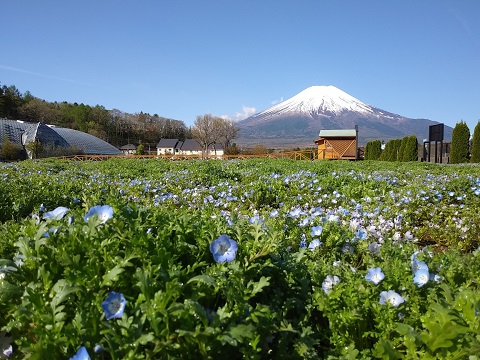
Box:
0;158;479;359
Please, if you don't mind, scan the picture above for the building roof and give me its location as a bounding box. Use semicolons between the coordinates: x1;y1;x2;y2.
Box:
120;144;137;150
319;129;357;138
180;139;201;151
156;138;180;148
0;119;122;156
22;123;70;148
48;127;122;155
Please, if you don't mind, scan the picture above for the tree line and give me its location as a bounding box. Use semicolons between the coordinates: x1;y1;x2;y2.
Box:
0;82;239;153
364;120;480;164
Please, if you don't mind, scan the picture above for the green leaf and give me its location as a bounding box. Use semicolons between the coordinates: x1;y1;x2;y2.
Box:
187;274;216;287
420;303;471;353
0;279;21;302
101;265;125;287
373;338;402;359
51;279;80;308
247;276;270;297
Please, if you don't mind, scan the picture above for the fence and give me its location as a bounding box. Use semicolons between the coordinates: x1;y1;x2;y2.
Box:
57;150;319;161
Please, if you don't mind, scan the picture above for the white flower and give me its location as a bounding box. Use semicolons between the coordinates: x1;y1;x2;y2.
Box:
322;275;340;294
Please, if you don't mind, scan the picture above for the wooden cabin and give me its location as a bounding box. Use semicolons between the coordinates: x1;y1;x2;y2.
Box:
314;128;358;160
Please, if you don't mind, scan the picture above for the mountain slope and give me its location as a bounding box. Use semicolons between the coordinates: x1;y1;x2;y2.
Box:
237;86;452;147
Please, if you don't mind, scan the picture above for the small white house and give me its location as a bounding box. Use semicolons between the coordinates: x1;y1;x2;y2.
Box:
156;138;224;157
120;144;136;155
156;139;180;155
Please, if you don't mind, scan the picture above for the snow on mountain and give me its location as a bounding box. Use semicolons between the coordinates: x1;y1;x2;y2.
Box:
257;85;374;118
236;85;452;148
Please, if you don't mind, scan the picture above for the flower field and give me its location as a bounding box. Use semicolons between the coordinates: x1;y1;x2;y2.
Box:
0;158;479;359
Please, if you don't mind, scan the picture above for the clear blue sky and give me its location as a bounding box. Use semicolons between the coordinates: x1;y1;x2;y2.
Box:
1;0;479;131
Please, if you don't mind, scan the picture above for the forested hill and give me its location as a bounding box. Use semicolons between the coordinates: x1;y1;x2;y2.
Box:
0;82;190;148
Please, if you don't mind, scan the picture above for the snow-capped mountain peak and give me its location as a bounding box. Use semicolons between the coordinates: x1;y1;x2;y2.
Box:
257;85;374;118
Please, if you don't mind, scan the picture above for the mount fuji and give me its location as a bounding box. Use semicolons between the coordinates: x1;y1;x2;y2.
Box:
236;86;452;148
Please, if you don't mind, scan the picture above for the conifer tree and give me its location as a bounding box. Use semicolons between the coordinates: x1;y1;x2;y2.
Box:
450;121;470;164
470;121;480;163
364;140;382;160
398;136;408;162
403;135;418;161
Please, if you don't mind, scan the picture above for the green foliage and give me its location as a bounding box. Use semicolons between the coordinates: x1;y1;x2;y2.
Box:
470;121;480;163
0;159;479;358
364;140;382;160
1;82;189;148
0;136;25;161
397;136;408;162
403;135;418;162
450;121;470;164
136;143;145;155
379;139;401;161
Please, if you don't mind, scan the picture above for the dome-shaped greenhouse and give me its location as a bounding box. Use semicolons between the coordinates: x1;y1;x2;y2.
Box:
0;119;121;159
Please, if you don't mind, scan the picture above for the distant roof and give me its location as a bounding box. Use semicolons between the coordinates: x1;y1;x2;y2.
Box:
180;139;201;151
120;144;137;150
156;138;180;148
319;129;357;138
0;119;122;155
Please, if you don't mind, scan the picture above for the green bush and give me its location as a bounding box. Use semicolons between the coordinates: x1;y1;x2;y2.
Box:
450;121;470;163
364;140;382;160
470;121;480;163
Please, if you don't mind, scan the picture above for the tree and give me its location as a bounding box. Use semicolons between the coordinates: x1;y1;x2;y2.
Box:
252;144;268;155
450;121;470;164
364;140;382;160
192;114;215;157
225;143;240;155
136;143;145;155
216;118;239;153
403;135;418;162
470;121;480;163
397;136;409;162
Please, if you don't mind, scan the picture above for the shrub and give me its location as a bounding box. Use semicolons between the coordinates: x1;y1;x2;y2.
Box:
1;137;25;161
364;140;382;160
403;135;418;162
450;121;470;163
470;121;480;163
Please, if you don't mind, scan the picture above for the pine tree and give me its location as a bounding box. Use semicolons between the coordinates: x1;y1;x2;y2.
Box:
470;121;480;163
450;121;470;164
403;135;418;161
364;140;382;160
398;136;408;162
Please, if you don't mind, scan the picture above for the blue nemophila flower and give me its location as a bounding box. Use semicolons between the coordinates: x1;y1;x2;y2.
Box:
84;205;113;224
411;258;428;274
308;239;322;251
355;228;367;240
365;267;385;285
310;225;323;237
322;275;340;294
209;234;238;263
93;344;103;354
43;206;69;220
249;214;263;225
101;291;127;320
379;290;405;308
70;346;90;360
413;268;430;287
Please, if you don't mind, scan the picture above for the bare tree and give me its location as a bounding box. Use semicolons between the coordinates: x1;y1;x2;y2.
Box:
192;115;239;157
216;118;239;153
192;114;215;157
